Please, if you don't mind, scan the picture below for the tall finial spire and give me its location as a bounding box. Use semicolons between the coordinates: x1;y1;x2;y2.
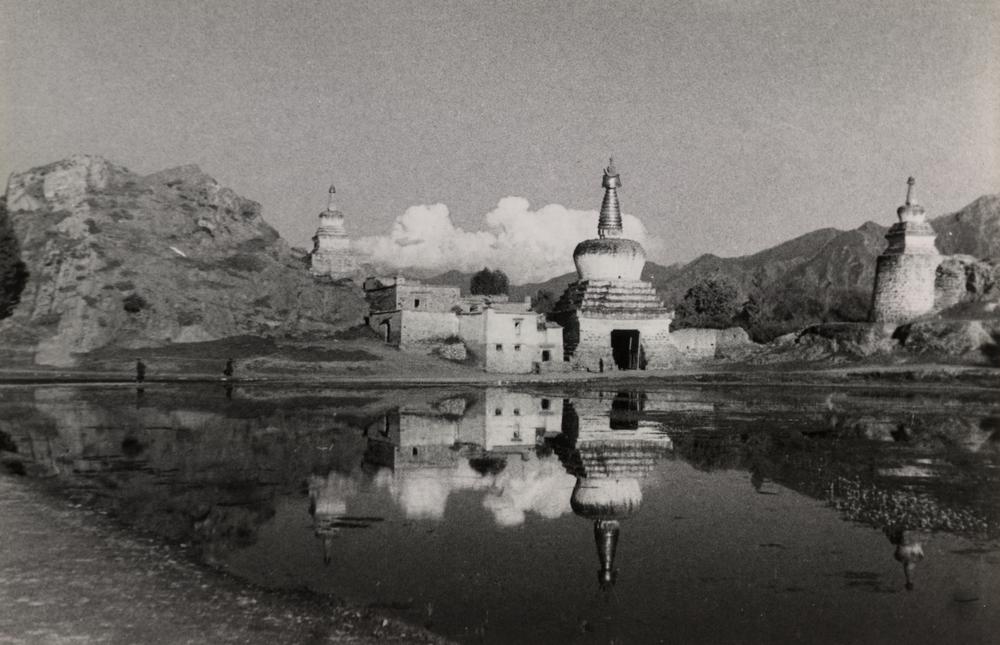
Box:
327;184;338;212
598;158;623;238
896;176;925;223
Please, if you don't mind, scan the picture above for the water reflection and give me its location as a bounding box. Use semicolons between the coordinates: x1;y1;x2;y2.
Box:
2;384;999;643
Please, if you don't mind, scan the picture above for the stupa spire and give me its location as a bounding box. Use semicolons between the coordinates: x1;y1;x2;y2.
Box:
594;519;620;590
327;184;338;212
896;176;925;223
598;157;623;239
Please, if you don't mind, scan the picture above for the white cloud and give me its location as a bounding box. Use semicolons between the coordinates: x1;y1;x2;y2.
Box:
354;197;660;284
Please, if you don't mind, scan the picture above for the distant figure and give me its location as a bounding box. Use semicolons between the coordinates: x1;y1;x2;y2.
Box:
885;526;925;590
223;358;234;379
598;358;604;373
135;358;146;384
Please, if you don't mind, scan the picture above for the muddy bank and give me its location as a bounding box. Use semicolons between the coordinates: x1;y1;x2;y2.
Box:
0;473;449;644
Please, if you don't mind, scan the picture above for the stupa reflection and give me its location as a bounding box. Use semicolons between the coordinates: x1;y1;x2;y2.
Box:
548;392;673;590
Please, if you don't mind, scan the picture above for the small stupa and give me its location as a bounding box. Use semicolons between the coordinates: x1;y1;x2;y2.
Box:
551;159;674;371
869;177;940;322
309;184;358;279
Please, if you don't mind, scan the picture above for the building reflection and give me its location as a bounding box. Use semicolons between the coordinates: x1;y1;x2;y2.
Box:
548;393;673;590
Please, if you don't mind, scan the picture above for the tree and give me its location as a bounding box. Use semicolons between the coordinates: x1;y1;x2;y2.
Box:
470;267;509;295
671;277;740;330
531;289;557;314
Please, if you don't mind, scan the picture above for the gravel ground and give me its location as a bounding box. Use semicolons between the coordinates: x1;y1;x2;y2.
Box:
0;474;449;645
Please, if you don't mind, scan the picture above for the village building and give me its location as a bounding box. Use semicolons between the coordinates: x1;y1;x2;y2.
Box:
309;184;359;279
550;160;675;371
870;177;940;323
363;275;563;373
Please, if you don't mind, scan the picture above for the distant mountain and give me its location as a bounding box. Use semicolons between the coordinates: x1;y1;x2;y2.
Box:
0;155;365;366
438;193;999;335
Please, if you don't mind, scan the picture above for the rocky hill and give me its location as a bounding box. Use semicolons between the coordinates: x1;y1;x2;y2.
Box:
0;156;366;366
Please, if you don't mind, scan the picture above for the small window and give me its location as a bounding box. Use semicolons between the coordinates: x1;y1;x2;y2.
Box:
494;408;502;416
514;320;522;335
495;344;503;351
514;344;521;351
513;408;520;416
412;447;418;456
541;398;550;410
414;299;420;308
541;350;551;362
512;430;522;442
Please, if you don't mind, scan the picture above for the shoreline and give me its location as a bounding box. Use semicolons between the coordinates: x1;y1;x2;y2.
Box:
0;472;449;644
1;363;998;391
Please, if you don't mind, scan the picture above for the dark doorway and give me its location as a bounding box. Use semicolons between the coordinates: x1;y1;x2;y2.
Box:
610;330;640;370
382;321;392;343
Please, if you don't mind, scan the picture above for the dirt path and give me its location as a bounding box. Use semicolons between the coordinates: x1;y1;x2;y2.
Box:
0;474;448;645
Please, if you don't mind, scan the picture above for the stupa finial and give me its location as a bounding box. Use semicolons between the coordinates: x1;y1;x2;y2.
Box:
896;176;925;223
326;184;338;212
598;157;623;238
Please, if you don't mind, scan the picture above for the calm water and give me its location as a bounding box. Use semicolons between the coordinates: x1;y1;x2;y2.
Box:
2;383;998;644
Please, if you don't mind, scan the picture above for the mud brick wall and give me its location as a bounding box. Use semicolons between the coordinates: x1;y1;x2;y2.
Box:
870;254;939;322
569;316;678;371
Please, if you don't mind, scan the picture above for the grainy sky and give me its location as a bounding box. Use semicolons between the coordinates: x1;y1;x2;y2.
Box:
2;0;997;280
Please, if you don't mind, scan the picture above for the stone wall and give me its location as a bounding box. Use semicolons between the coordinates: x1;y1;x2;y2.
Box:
398;311;459;349
668;328;717;359
397;284;461;312
870;254;939;322
570;315;678;372
367;311;402;344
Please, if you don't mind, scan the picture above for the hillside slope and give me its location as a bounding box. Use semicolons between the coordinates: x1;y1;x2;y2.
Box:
0;156;366;366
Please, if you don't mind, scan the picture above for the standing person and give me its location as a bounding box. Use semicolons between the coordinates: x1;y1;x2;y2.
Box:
223;358;234;379
135;358;146;384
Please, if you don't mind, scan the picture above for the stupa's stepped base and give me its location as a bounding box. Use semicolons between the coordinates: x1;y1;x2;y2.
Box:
556;280;669;317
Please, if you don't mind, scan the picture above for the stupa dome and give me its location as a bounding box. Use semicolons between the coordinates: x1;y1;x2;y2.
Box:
570;477;642;520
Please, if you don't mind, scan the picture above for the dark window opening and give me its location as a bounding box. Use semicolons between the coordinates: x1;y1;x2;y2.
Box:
541;398;550;410
412;447;418;456
513;408;520;416
541;350;551;362
514;344;521;351
495;344;503;351
494;408;502;416
414;299;420;308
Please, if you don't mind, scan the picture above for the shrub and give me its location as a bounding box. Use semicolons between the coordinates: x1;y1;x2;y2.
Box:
672;278;740;330
470;267;510;295
123;293;148;313
222;253;266;273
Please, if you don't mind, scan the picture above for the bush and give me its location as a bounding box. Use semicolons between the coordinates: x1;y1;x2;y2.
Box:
123;293;148;313
672;278;740;330
470;267;509;295
222;253;266;273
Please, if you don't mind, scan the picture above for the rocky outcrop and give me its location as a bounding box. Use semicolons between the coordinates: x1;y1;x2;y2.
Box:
0;155;366;366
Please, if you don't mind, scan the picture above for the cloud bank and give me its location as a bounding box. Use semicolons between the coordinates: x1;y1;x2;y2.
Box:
354;196;659;284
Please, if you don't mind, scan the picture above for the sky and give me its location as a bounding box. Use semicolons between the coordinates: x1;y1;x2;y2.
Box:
2;0;998;283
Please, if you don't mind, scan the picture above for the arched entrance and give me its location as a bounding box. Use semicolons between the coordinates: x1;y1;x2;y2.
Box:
610;330;639;370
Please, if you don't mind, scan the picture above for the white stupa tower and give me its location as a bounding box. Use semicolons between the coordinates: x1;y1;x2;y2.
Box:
551;159;675;371
309;184;358;279
869;177;940;322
